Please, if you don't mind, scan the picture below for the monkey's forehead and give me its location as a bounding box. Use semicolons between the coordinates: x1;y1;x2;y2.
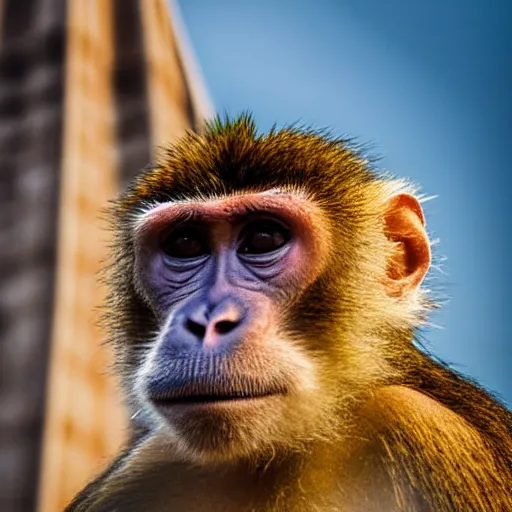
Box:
118;117;377;211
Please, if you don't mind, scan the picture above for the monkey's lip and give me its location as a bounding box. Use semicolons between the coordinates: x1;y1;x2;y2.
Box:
150;390;282;408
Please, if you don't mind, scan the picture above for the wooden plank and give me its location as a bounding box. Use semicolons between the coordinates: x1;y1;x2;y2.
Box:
167;0;215;126
140;0;209;148
37;1;126;510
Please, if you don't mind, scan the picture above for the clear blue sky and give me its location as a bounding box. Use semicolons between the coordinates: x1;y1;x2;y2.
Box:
178;0;512;406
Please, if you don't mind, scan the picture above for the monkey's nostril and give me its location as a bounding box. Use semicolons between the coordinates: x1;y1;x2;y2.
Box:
186;319;206;338
214;320;239;335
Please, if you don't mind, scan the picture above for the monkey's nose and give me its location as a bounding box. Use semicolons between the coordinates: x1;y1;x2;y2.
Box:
185;304;209;339
184;299;244;348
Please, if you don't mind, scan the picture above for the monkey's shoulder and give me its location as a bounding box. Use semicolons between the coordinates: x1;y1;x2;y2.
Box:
363;384;503;445
358;385;512;510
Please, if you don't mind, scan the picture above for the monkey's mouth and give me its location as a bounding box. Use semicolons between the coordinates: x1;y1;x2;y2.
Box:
151;390;279;407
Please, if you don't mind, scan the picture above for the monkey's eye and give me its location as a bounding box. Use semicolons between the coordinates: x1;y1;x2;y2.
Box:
239;220;290;255
161;226;208;259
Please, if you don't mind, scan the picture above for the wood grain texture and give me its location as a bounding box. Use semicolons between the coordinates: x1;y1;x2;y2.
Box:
37;2;125;510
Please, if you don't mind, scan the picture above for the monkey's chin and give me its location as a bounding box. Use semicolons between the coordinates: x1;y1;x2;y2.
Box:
151;394;298;464
152;394;277;425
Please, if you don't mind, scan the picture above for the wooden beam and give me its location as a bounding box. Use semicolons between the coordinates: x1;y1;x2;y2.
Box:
37;2;126;510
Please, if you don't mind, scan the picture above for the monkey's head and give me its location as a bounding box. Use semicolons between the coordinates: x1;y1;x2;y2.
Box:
107;115;431;464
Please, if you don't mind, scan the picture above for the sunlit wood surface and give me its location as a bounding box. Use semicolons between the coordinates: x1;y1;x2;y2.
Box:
37;2;123;510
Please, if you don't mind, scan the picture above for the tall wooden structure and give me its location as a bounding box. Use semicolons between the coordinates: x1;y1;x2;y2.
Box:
0;1;212;510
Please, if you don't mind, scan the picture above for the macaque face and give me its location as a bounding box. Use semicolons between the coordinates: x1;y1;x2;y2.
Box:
132;190;332;462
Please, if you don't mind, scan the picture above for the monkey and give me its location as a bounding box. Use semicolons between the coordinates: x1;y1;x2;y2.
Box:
67;114;512;512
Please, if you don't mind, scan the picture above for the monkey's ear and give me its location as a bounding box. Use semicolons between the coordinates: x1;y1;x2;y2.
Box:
383;194;431;296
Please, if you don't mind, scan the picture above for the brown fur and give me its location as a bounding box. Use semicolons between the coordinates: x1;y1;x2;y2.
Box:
67;115;512;511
